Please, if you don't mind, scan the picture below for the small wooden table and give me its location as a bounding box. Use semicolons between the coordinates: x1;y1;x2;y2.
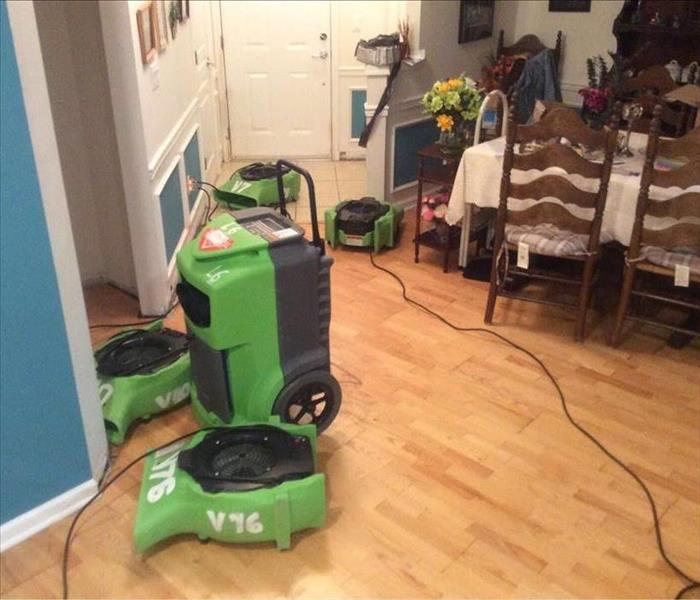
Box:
413;144;463;273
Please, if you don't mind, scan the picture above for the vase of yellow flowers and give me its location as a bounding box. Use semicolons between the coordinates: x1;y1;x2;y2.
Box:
422;75;483;155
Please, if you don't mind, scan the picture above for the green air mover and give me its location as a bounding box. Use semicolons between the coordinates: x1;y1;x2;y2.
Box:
133;421;325;552
214;162;301;210
325;197;403;252
176;161;341;433
96;321;191;445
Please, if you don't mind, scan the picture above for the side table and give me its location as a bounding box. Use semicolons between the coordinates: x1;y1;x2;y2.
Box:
413;144;463;273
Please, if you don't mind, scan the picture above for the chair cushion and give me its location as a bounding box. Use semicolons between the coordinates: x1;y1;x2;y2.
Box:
505;223;612;257
639;246;700;276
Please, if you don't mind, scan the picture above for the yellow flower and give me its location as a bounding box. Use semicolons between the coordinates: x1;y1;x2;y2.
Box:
438;81;451;94
448;78;461;90
436;114;454;132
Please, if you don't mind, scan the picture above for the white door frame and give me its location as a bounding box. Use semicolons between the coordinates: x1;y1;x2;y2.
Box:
329;0;339;160
213;0;233;163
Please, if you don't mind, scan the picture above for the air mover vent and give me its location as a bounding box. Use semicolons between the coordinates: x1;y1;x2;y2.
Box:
212;443;276;479
240;162;290;181
95;328;188;377
336;197;389;235
178;425;314;493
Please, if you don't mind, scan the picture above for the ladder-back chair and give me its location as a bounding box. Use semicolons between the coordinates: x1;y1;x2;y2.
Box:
484;97;620;340
610;108;700;345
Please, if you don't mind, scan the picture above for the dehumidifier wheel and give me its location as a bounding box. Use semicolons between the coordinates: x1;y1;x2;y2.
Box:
273;371;341;433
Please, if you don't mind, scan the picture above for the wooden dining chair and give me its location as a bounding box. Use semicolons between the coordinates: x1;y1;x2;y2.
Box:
657;125;700;161
496;30;563;73
616;65;695;137
609;107;700;346
484;97;620;341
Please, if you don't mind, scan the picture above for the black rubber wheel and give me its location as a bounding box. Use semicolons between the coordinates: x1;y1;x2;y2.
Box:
273;370;341;433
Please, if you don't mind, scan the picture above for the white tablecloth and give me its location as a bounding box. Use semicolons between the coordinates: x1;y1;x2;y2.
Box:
446;132;698;247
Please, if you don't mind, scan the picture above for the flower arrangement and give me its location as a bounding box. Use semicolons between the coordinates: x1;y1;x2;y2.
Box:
480;54;518;92
579;55;613;115
579;87;611;114
422;75;483;136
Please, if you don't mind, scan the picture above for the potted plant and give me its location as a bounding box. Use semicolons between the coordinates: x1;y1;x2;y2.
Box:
422;74;483;154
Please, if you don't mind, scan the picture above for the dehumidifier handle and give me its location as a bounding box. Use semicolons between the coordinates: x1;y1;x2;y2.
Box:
275;160;325;255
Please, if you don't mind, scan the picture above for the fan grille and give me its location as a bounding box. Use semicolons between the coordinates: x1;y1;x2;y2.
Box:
211;443;276;478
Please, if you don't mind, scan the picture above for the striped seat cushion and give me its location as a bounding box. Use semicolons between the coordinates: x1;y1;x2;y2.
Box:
639;246;700;276
505;223;612;257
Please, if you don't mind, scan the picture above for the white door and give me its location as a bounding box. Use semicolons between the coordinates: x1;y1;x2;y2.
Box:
222;1;331;158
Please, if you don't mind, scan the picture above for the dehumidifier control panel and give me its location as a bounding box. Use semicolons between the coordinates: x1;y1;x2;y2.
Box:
236;209;304;245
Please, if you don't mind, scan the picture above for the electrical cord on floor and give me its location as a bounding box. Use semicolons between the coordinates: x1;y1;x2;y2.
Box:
61;427;224;599
368;251;699;600
88;300;179;330
331;360;362;386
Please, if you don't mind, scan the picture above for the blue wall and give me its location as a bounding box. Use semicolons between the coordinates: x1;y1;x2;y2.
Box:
393;119;439;189
0;2;92;524
351;89;367;139
159;165;185;263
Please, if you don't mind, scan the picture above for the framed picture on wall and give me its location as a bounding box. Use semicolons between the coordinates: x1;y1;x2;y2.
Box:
155;0;168;51
549;0;591;12
459;0;495;44
177;0;189;22
136;1;158;64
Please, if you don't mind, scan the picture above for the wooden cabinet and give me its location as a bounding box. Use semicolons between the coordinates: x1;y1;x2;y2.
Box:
613;0;700;72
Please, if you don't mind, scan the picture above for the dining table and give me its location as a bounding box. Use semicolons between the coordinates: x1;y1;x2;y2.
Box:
445;132;699;267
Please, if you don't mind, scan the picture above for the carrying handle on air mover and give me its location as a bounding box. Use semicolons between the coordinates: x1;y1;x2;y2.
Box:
275;159;325;255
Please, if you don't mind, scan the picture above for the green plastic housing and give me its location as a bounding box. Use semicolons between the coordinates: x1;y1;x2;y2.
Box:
133;420;325;552
325;202;404;253
214;168;301;210
98;322;191;445
176;213;289;426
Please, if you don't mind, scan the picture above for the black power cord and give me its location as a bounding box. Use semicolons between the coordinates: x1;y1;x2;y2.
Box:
61;425;324;598
368;251;699;600
61;429;208;599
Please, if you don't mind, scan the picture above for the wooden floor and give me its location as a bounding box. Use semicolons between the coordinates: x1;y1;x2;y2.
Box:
2;221;699;599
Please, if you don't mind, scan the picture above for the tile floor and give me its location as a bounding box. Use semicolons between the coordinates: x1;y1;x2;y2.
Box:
216;159;367;223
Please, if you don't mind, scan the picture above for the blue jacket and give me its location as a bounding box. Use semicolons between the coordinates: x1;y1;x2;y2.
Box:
514;49;562;123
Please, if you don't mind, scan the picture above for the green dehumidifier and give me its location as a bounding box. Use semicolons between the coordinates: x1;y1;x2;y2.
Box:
214;162;301;210
132;161;335;552
325;197;403;252
176;160;341;432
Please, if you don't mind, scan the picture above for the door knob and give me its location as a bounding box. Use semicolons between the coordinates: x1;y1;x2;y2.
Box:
311;50;328;59
320;33;328;40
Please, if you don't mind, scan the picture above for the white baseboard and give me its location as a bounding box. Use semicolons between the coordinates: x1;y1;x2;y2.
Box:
560;81;585;107
390;181;442;208
0;479;97;553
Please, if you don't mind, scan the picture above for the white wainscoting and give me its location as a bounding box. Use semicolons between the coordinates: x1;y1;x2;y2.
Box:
388;94;427;200
148;79;220;305
561;81;585;107
337;66;367;160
